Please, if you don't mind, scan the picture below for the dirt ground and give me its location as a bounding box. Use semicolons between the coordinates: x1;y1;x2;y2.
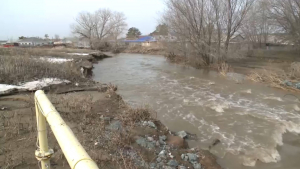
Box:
0;85;221;169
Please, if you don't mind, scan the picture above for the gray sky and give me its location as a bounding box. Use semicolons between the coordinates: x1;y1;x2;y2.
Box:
0;0;165;40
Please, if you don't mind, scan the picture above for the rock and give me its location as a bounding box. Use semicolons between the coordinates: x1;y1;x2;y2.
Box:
167;136;186;148
184;155;189;161
159;135;167;145
187;153;198;162
159;135;167;141
181;154;189;161
156;157;162;162
178;166;187;169
181;154;185;160
156;141;160;146
177;131;188;139
284;80;293;87
148;121;156;128
150;163;156;168
147;137;154;142
89;52;112;60
157;161;164;167
192;162;202;169
79;60;93;69
107;120;122;131
142;121;148;126
136;137;147;147
167;160;178;167
146;141;155;149
296;83;300;89
158;150;166;158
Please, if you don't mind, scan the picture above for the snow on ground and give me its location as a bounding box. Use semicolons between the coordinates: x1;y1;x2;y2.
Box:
39;57;73;63
67;53;89;56
0;84;25;92
0;78;70;92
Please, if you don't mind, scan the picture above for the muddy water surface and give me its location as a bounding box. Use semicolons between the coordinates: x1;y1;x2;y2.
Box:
93;53;300;169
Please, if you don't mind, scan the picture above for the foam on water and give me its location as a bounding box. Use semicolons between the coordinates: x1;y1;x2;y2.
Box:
263;96;284;102
158;74;300;166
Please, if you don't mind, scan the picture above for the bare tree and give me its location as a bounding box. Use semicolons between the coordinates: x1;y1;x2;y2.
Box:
270;0;300;45
71;8;127;49
162;0;254;65
241;0;274;47
223;0;255;52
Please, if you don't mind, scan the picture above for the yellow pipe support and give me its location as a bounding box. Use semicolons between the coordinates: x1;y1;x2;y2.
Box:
35;98;51;169
35;90;99;169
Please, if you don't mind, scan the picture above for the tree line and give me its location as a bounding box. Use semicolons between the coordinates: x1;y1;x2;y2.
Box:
162;0;300;65
71;0;300;64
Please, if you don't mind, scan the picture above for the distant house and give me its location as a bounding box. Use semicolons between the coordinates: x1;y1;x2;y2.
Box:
230;34;245;43
124;36;157;47
267;33;293;45
53;38;73;47
76;38;91;48
0;40;7;45
18;37;51;47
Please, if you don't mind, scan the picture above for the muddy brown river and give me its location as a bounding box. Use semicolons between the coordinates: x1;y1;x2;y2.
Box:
93;53;300;169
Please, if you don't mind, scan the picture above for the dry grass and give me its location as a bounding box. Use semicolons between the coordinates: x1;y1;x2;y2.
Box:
0;47;95;58
0;48;69;58
218;62;231;76
209;62;232;76
0;55;84;84
247;62;300;90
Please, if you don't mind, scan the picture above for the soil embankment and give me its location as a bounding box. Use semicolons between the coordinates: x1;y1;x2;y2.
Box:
123;46;165;55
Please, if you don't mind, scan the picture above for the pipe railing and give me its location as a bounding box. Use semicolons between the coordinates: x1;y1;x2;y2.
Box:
34;90;99;169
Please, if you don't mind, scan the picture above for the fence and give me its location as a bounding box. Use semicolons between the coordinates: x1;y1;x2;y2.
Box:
34;90;99;169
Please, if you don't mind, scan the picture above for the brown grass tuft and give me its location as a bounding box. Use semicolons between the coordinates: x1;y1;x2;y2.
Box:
0;55;84;84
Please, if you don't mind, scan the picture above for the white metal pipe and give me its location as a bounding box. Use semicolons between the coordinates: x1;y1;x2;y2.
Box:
35;90;99;169
35;99;51;169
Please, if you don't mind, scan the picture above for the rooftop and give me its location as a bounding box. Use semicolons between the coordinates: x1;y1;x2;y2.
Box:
124;36;156;43
18;37;49;43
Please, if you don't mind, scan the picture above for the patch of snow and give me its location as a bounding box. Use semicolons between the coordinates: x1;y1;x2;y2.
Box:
39;57;73;63
0;84;24;92
67;53;89;56
0;78;70;92
21;78;70;90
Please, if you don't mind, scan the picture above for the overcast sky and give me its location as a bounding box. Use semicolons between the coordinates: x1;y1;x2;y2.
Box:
0;0;165;40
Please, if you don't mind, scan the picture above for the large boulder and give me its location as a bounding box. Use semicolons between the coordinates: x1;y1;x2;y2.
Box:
89;52;112;60
79;60;93;69
167;135;187;148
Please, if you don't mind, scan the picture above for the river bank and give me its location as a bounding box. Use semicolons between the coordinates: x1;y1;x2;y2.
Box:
123;45;165;55
124;46;300;92
0;48;221;169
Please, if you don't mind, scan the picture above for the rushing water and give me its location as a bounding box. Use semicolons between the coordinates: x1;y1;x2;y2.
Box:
93;53;300;169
